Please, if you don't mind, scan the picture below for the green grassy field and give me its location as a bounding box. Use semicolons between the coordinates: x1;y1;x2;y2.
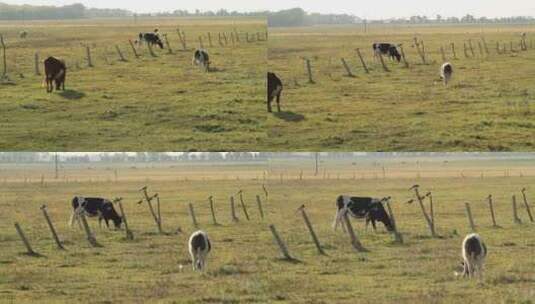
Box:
1;158;534;303
0;17;266;151
268;24;535;151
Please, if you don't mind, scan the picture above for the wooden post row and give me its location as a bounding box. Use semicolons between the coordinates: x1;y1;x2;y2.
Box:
299;207;325;255
41;205;65;250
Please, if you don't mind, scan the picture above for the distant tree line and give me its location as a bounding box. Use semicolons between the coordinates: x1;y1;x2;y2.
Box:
268;8;357;27
0;2;265;20
268;8;535;27
0;2;131;20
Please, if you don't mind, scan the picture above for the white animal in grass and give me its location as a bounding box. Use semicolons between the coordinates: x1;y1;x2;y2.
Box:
188;230;211;271
455;233;487;279
440;62;453;86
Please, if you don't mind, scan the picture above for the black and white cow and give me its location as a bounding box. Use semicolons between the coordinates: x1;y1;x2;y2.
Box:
188;230;211;271
373;43;401;62
139;32;164;49
69;197;122;229
456;233;487;279
192;49;210;72
43;56;66;93
332;196;394;232
440;62;453;86
267;72;283;113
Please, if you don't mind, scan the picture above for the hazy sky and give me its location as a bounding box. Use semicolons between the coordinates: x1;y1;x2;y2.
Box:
4;0;535;18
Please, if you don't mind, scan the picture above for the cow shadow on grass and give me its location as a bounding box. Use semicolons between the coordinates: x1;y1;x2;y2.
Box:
58;89;85;100
273;111;305;122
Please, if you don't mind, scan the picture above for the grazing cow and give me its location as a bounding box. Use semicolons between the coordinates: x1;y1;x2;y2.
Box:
139;32;164;49
332;196;394;232
19;31;28;39
192;49;210;72
440;62;453;86
267;72;283;113
69;197;122;229
455;233;487;279
188;230;211;271
373;43;401;62
43;57;66;93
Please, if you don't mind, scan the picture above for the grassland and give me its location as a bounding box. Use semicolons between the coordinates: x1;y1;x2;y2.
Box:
1;157;534;303
268;24;535;151
0;17;266;151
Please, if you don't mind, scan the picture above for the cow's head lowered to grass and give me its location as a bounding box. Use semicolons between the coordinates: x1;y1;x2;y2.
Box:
333;196;394;232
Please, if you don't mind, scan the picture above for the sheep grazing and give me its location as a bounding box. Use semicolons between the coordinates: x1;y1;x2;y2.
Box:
440;62;453;86
188;230;211;271
456;233;487;279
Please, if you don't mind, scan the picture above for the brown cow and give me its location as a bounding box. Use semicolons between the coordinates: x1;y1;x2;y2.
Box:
43;57;66;93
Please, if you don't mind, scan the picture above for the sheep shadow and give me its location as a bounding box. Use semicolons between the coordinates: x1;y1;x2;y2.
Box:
58;89;85;100
273;111;305;122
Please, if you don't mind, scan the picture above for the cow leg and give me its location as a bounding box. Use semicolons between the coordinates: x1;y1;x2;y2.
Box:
371;219;377;232
99;217;103;229
276;93;281;112
69;211;76;227
267;97;273;113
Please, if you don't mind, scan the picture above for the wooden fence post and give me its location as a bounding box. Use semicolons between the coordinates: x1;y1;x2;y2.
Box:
198;36;204;49
465;202;476;232
450;42;457;59
1;34;7;77
463;42;469;58
481;37;489;55
80;212;99;247
163;34;173;54
342;213;366;252
378;52;390;72
385;200;403;243
128;40;140;58
117;201;134;240
238;191;250;221
521;188;534;222
115;45;126;62
413;37;427;64
299;207;325;255
304;58;314;83
468;39;475;57
209;196;218;225
256;195;265;219
411;185;436;237
356;48;370;73
427;192;435;229
189;203;198;227
269;224;293;260
156;194;162;229
14;222;37;255
207;32;213;47
496;42;501;54
139;187;162;233
177;29;187;50
233;28;240;42
230;196;239;222
440;46;446;62
85;46;93;67
512;195;522;224
34;53;40;75
487;195;497;227
340;58;355;77
41;205;65;250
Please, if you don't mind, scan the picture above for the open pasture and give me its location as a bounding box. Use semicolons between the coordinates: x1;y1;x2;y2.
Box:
268;24;535;151
0;17;266;151
1;157;534;303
